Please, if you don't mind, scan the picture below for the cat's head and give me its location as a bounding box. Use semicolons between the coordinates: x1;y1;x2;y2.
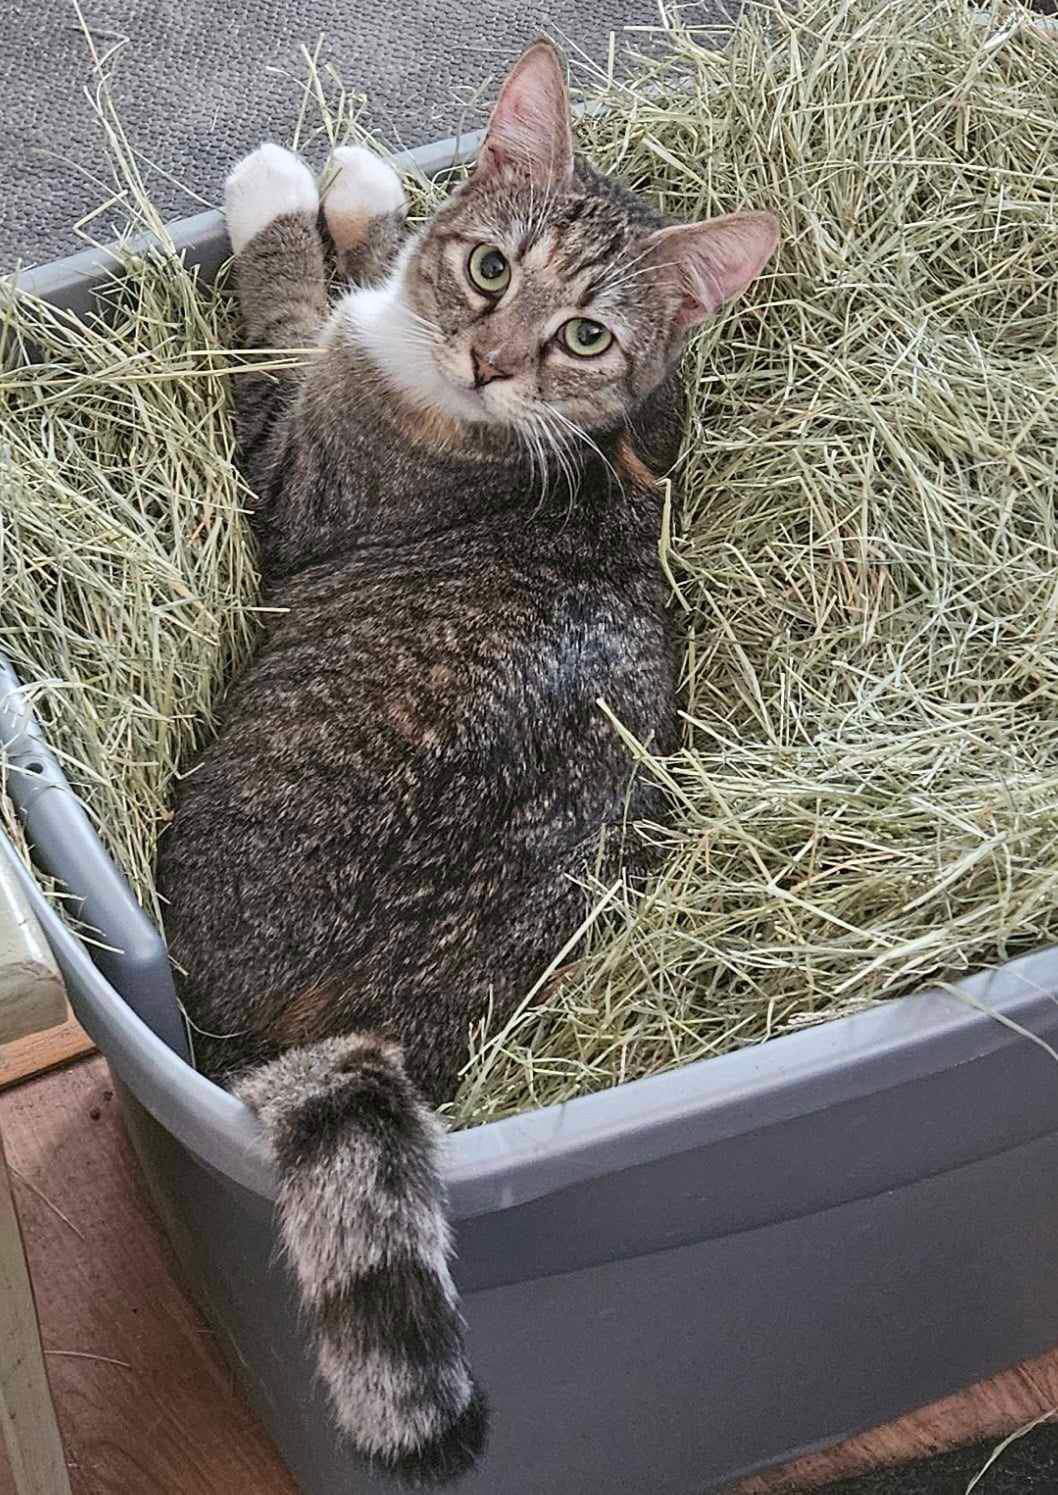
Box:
393;40;778;440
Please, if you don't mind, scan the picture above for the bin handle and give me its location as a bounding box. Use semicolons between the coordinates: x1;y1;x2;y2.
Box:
0;653;190;1063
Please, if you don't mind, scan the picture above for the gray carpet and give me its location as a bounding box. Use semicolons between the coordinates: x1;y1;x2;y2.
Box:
2;0;732;272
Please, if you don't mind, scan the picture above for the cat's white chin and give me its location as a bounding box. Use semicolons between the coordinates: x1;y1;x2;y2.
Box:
338;253;496;428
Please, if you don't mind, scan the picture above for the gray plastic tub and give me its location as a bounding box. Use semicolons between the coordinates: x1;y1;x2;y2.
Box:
5;131;1058;1494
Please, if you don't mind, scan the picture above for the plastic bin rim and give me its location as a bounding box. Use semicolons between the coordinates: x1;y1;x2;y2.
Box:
9;127;489;304
7;831;1058;1217
6;124;1058;1220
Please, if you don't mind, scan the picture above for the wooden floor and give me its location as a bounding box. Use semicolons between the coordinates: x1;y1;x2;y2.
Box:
733;1354;1058;1492
1;1053;1056;1495
0;1056;295;1495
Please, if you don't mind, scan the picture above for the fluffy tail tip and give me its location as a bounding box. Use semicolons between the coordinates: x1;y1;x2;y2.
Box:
378;1385;489;1487
235;1033;490;1487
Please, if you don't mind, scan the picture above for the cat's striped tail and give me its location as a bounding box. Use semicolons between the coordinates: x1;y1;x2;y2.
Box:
234;1034;488;1485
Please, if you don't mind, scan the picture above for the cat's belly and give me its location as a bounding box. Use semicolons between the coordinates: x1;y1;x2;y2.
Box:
159;775;597;1100
157;554;675;1101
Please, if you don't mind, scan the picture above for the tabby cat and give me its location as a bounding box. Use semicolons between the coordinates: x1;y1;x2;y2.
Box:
156;39;777;1486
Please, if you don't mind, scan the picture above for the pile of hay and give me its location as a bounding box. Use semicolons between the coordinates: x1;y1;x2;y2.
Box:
2;0;1057;1126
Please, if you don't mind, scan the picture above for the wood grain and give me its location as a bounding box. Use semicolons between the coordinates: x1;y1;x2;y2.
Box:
735;1348;1058;1491
0;1055;295;1495
0;1015;94;1093
0;1437;15;1495
0;1131;71;1495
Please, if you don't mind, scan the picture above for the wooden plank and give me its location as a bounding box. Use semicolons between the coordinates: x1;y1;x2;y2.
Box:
0;1130;72;1495
0;1015;94;1093
0;1436;16;1495
735;1346;1058;1491
0;1055;296;1495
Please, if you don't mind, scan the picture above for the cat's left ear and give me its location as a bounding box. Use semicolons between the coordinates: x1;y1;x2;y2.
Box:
644;211;779;330
475;39;574;188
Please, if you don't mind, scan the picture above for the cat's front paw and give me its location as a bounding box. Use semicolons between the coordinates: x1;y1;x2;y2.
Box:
224;143;319;254
324;146;407;251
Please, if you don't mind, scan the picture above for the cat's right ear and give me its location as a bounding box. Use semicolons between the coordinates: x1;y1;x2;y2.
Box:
643;212;779;330
474;40;574;189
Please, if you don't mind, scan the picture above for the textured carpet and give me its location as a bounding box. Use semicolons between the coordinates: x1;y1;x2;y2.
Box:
2;0;734;272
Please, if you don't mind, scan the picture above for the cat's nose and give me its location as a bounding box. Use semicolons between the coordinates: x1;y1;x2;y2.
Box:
471;348;514;388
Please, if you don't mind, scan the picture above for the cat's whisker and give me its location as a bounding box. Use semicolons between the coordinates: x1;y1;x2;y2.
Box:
520;410;571;517
541;403;620;495
397;312;442;340
603;241;658;279
392;324;443;359
395;327;439;349
531;407;584;516
549;421;580;532
536;167;563;234
518;419;541;502
534;427;551;507
603;267;666;294
517;415;538;498
590;243;667;299
596;260;665;297
399;329;441;350
531;416;560;507
526;423;550;513
404;309;443;336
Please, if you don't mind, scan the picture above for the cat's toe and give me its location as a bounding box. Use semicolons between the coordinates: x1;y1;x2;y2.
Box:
224;143;319;255
324;146;407;250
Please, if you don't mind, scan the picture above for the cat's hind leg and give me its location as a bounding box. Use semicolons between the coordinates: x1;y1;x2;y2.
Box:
225;144;326;341
323;146;409;286
224;144;328;467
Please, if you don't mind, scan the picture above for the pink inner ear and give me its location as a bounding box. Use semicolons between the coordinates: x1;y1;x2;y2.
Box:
478;40;574;185
648;212;780;328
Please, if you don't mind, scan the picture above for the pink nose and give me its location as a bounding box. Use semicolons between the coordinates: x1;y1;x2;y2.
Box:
471;349;513;387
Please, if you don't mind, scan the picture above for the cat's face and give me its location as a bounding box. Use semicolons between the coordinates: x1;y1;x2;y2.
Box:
396;41;778;441
408;169;674;434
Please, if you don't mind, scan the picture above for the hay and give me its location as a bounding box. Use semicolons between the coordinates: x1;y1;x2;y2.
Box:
0;264;262;921
2;0;1057;1126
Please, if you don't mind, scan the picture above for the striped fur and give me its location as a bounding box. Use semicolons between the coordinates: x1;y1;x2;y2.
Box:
234;1036;487;1483
159;36;777;1489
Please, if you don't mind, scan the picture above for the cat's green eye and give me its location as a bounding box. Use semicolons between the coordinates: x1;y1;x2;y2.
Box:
561;318;613;358
467;244;511;296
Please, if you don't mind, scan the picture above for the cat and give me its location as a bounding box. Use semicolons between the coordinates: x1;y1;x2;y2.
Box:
155;38;777;1487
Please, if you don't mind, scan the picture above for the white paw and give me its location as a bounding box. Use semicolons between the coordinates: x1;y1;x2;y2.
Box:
324;146;406;249
224;143;319;254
